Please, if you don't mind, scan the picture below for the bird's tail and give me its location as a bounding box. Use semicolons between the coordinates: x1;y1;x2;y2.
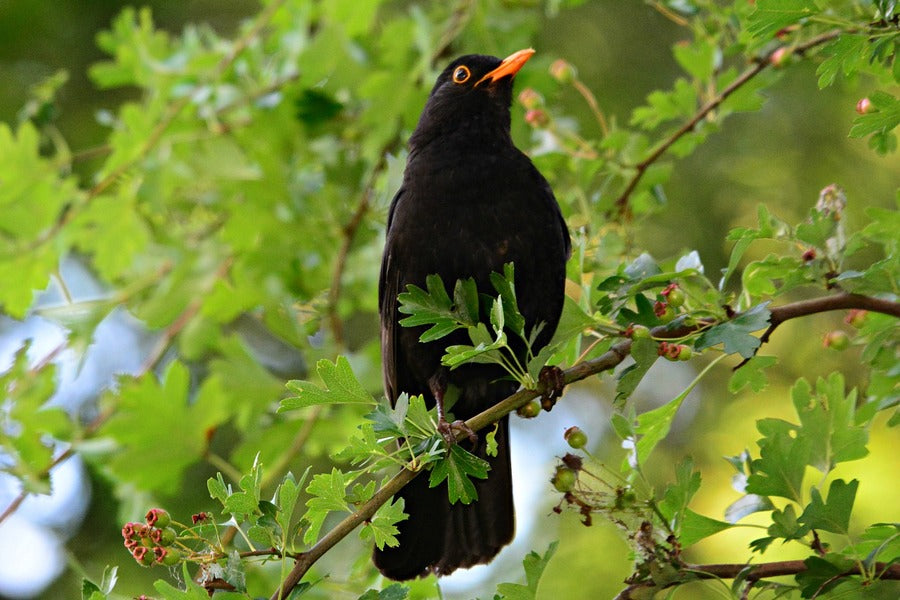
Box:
373;415;514;580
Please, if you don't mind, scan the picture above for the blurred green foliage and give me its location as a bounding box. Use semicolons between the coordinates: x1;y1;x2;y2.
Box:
0;1;898;599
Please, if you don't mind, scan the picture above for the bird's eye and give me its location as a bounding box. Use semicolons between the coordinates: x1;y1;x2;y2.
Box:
452;65;471;84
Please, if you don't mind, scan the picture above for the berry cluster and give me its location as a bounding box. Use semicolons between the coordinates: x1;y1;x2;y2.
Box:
121;508;182;567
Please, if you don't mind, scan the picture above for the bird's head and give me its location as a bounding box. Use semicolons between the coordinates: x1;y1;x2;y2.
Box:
409;48;535;150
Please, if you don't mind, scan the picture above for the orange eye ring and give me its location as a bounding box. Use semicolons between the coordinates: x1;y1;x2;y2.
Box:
452;65;471;84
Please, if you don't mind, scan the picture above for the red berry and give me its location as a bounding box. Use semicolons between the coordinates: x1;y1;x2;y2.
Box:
802;248;817;262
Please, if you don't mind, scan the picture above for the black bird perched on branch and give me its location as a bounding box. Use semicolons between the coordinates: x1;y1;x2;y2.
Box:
375;48;570;580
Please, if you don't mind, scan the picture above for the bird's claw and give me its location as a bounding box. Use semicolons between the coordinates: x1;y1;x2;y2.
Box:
539;365;566;412
438;418;478;448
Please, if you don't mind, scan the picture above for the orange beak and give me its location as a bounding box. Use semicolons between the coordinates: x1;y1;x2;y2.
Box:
475;48;535;87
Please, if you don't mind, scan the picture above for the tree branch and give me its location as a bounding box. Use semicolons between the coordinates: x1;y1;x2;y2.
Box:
270;290;899;598
614;559;900;599
613;29;842;216
737;292;900;368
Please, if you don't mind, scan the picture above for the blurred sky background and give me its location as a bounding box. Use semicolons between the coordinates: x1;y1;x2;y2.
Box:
0;1;897;598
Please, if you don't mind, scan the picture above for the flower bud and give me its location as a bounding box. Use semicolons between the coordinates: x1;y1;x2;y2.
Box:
770;47;790;67
517;88;543;110
855;97;873;115
549;59;576;83
525;109;549;128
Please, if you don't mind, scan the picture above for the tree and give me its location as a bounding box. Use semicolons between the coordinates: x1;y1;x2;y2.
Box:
0;1;898;599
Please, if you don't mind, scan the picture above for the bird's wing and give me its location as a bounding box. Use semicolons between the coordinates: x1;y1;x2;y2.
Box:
378;188;404;404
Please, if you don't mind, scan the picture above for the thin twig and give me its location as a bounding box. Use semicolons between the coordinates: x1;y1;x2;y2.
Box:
613;29;843;217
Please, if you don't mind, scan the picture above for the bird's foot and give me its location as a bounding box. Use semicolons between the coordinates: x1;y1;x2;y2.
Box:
539;365;566;412
437;418;478;448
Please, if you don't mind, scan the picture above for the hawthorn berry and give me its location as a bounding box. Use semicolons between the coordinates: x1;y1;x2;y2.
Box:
552;466;577;492
823;330;850;350
517;399;541;418
145;508;170;528
663;285;685;308
564;426;588;449
844;309;868;328
629;324;651;339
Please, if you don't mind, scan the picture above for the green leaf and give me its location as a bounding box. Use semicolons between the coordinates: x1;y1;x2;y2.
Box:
746;0;818;39
679;510;734;546
800;479;858;534
99;361;229;494
428;444;490;505
659;457;702;528
398;274;478;342
490;262;526;337
281;356;376;410
729;356;778;393
849;91;900;138
816;35;867;88
153;564;245;600
357;583;409;600
360;494;407;550
792;373;870;472
302;468;352;544
496;541;558;600
276;470;307;541
673;38;717;80
746;418;808;502
695;303;771;358
615;337;658;407
766;504;808;541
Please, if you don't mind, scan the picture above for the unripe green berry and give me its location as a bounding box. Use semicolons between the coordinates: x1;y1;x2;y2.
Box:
552;466;577;492
564;426;588;449
145;508;171;528
677;345;693;361
161;548;182;566
823;330;850;350
517;400;541;419
665;287;685;308
630;324;651;339
845;309;867;328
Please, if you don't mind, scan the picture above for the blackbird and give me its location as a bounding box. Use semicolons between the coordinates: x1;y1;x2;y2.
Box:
375;48;570;580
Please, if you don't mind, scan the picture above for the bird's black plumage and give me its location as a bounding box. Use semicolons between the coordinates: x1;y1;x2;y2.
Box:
375;49;570;580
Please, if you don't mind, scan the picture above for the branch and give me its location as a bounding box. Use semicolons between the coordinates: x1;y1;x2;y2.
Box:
613;29;842;216
737;292;900;368
270;290;899;597
614;559;900;599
